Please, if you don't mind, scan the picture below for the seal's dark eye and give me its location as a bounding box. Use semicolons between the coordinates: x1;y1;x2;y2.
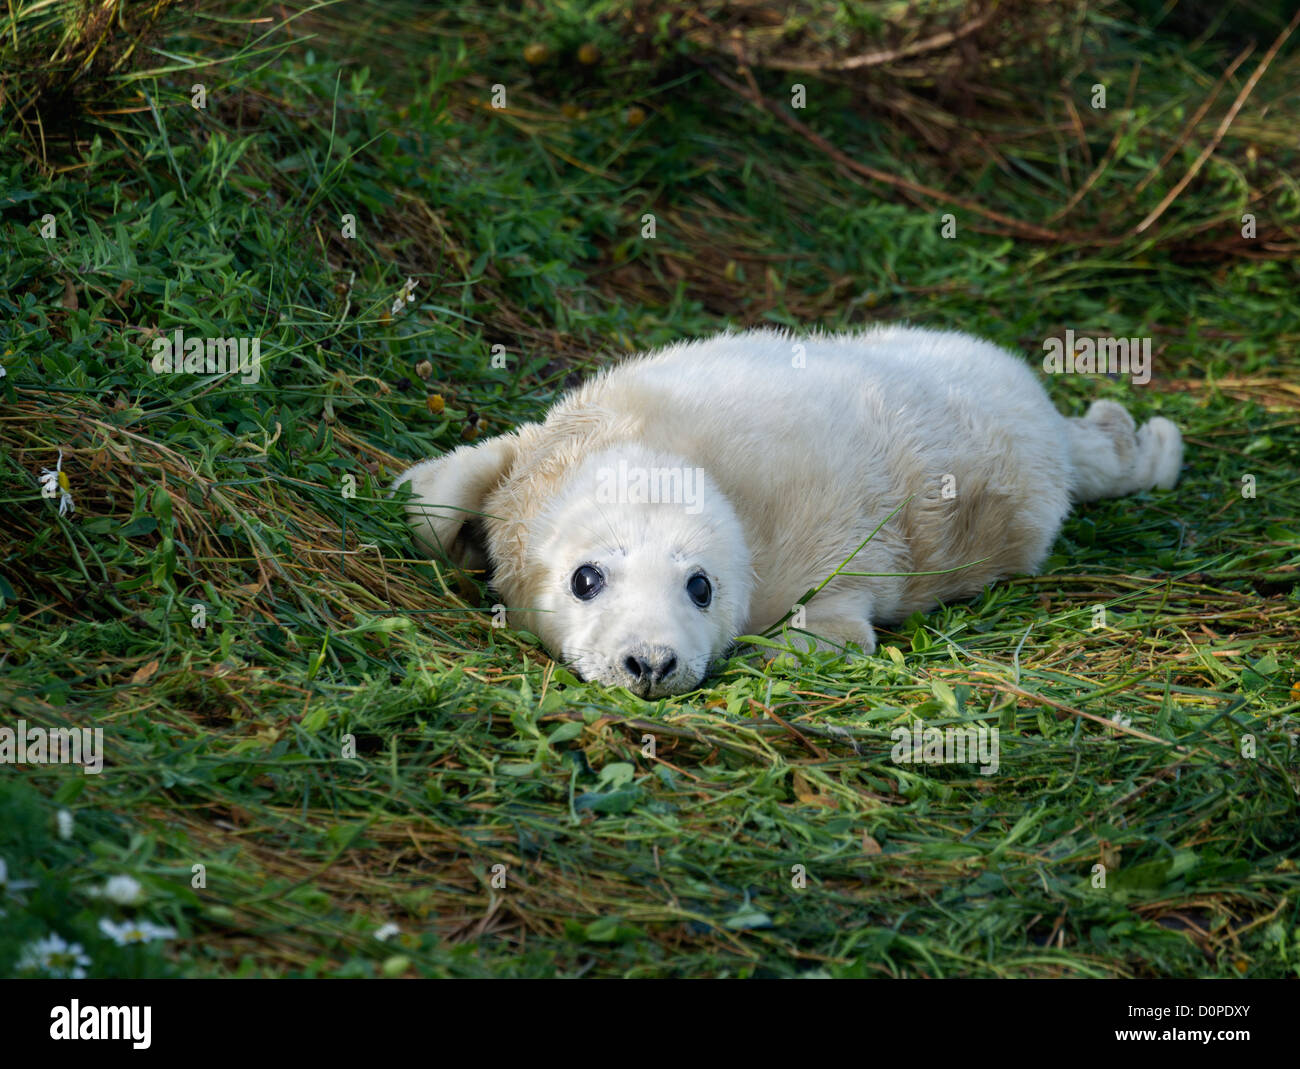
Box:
571;565;604;600
686;573;712;608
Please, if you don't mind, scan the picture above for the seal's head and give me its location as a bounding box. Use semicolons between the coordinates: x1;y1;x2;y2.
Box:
394;440;751;698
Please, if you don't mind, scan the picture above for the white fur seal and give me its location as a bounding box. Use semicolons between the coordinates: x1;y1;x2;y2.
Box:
392;327;1183;697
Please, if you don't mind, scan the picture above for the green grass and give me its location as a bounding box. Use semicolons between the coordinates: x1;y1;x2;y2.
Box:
1;0;1297;978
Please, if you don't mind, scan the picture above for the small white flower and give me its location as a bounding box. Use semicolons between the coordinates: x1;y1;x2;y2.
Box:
38;449;75;516
97;874;144;905
57;809;74;840
98;917;176;946
17;933;91;978
390;277;418;316
374;922;400;942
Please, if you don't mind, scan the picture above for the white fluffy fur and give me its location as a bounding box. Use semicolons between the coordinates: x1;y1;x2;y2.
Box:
392;326;1183;697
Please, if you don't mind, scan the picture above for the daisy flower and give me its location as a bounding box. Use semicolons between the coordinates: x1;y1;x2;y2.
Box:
98;917;177;946
17;933;91;978
390;277;418;316
95;874;144;905
38;449;74;516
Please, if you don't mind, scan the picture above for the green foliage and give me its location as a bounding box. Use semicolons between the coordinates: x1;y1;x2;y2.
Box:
0;0;1296;978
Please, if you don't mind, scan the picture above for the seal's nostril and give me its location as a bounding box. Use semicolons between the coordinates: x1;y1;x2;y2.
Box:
624;648;677;688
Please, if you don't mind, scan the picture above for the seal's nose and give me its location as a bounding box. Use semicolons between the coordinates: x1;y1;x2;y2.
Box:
623;646;678;688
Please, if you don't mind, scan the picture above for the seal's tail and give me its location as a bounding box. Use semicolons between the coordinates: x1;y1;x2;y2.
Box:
1066;400;1183;503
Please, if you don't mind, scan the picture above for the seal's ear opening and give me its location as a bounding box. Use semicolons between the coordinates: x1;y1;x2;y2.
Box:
390;435;518;575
